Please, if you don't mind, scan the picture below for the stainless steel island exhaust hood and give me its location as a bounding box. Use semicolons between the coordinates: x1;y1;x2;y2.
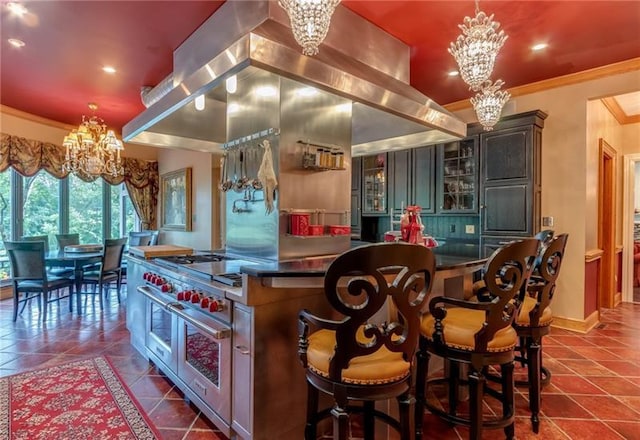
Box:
122;0;466;154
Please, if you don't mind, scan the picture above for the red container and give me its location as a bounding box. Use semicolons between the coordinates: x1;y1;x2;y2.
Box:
290;213;310;236
308;225;325;236
328;225;351;236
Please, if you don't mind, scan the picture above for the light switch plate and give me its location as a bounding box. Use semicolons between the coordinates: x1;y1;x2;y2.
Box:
465;225;475;234
542;216;554;227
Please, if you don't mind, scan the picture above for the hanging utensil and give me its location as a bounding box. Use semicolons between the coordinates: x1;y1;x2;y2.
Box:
218;151;228;191
234;149;246;192
257;140;277;214
250;143;263;190
221;150;234;191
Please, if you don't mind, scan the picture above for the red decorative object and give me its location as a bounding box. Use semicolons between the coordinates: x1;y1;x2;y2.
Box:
0;356;161;439
290;213;310;236
308;225;325;236
400;205;423;244
328;225;351;236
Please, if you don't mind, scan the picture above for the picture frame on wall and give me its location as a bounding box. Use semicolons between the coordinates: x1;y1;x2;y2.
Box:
160;167;192;231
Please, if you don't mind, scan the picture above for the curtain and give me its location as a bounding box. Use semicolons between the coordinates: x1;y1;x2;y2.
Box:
0;133;159;229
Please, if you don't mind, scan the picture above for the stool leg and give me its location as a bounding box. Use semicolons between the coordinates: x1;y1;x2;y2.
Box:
398;391;415;440
364;400;375;440
502;361;515;440
331;405;349;440
414;339;429;440
304;382;318;440
528;338;542;433
448;360;460;416
468;369;484;440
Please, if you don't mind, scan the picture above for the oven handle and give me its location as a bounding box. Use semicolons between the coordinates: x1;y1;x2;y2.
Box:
167;303;232;340
138;285;172;308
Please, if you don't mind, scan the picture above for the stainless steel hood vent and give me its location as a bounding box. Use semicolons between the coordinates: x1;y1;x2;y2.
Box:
123;0;466;154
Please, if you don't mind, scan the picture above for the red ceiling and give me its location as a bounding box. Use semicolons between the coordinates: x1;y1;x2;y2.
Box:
1;1;639;134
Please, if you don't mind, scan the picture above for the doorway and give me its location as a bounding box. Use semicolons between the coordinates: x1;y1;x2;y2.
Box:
622;153;640;304
598;138;616;310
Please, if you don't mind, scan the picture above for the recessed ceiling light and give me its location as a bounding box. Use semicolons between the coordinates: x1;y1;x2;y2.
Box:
448;70;459;77
7;2;28;16
8;38;25;48
532;43;548;51
102;66;116;74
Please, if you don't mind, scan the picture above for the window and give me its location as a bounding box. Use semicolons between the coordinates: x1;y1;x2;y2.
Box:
22;170;61;249
0;169;139;284
69;174;104;244
0;170;11;280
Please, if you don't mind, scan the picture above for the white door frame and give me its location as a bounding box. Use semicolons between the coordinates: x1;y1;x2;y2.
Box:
622;153;640;303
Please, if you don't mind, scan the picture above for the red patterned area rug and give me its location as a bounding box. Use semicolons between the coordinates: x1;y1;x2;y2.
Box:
0;356;160;439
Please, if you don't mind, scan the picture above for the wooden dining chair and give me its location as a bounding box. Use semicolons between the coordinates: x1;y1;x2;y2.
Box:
55;233;80;250
415;238;539;440
513;233;569;433
5;240;75;322
128;232;153;246
21;234;75;279
298;242;435;440
80;237;128;311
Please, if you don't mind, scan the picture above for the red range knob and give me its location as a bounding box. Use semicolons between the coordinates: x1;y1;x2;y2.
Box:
177;291;185;300
191;293;201;303
184;290;192;301
155;277;164;286
209;300;223;312
143;272;149;281
161;283;171;293
200;297;210;308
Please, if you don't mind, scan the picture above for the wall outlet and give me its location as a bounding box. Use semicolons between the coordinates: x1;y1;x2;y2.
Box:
449;224;456;233
542;216;554;227
465;224;475;234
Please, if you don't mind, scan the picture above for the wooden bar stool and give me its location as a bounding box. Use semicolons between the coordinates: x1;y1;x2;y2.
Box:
513;233;569;432
415;238;539;440
298;242;435;440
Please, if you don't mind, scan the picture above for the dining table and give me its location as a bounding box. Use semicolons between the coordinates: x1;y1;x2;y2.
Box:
45;247;103;312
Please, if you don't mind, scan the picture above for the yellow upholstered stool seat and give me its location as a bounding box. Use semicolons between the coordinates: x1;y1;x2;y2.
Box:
307;329;410;385
516;295;553;327
421;308;518;352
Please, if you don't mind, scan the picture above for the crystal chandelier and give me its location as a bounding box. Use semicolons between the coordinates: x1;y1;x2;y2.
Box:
470;80;511;131
448;1;507;91
279;0;341;56
62;103;124;177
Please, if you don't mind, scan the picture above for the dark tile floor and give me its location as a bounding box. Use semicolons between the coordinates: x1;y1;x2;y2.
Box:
1;288;639;440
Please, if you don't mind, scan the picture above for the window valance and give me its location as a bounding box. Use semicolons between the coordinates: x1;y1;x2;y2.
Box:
0;133;159;229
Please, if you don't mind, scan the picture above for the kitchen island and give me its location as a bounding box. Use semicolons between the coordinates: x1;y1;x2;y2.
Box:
126;248;486;440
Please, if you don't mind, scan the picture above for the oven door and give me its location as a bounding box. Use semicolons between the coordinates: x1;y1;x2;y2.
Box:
139;286;178;371
172;304;232;423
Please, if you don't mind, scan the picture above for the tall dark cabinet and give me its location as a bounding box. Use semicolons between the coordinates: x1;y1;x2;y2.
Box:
390;146;435;213
479;110;547;257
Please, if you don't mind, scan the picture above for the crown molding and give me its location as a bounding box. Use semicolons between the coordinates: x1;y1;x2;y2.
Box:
445;58;640;113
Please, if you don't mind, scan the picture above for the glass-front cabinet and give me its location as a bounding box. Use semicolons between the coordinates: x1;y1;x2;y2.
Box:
437;138;478;213
362;153;387;214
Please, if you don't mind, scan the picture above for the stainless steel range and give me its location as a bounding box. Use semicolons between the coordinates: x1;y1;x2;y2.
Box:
127;252;260;437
